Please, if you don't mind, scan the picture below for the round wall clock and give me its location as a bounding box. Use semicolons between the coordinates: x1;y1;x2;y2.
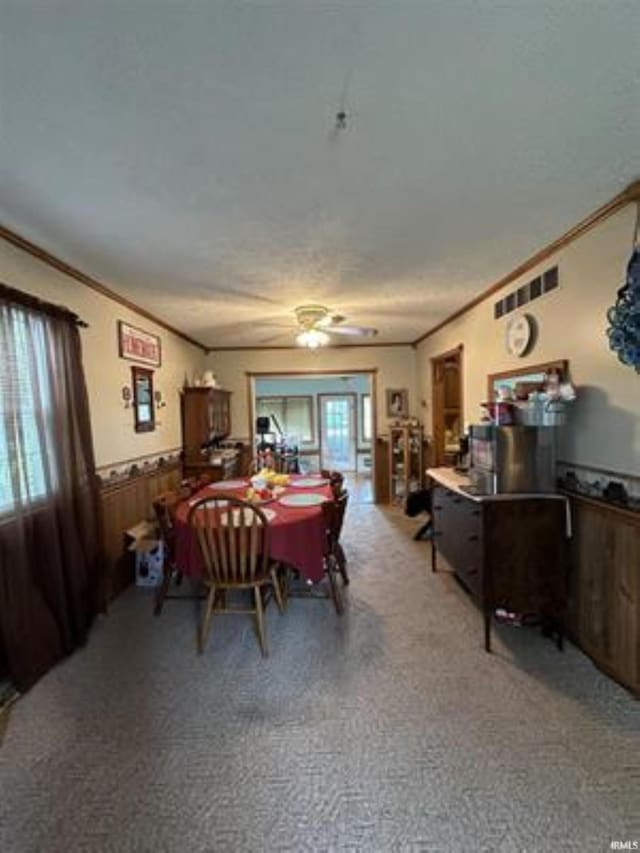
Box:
505;313;534;357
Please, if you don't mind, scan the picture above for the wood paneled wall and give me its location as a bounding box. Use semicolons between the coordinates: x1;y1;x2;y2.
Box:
567;494;640;696
100;461;181;602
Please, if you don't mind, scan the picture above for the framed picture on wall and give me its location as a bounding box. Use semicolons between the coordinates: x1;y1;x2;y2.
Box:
118;321;162;367
386;388;408;418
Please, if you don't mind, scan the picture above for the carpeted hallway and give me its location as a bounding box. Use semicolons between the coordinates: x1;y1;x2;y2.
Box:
1;499;638;852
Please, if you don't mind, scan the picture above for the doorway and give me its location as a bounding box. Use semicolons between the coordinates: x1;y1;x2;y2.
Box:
247;371;377;502
431;345;463;467
319;394;357;471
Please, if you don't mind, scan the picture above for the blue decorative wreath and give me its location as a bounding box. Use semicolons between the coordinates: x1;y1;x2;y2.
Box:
607;246;640;373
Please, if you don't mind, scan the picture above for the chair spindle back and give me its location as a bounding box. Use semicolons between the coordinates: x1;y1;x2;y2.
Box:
187;495;271;586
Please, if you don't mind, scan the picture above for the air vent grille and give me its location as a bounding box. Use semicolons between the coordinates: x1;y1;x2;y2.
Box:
494;265;559;319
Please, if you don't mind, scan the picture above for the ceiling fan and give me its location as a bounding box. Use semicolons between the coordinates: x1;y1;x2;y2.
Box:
292;304;378;348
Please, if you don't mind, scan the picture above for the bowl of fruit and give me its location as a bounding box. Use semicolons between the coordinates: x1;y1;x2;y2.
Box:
245;485;274;504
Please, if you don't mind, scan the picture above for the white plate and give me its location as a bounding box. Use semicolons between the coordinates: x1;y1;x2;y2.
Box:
279;493;327;507
210;479;248;490
221;507;276;526
290;478;330;488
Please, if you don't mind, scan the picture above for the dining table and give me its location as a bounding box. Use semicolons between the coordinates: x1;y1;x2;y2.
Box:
174;474;333;583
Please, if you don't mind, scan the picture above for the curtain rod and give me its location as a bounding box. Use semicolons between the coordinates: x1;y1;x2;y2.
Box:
0;281;89;327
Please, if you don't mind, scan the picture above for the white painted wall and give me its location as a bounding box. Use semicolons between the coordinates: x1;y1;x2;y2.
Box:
5;199;637;478
416;206;640;475
0;240;205;468
205;345;417;440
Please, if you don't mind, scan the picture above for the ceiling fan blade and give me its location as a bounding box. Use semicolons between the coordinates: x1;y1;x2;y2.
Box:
259;321;298;329
201;285;281;306
258;330;293;345
316;313;345;327
324;324;378;337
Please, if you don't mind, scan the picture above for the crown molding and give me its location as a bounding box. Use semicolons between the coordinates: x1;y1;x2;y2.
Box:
412;179;640;346
4;180;638;355
245;368;378;376
207;341;412;352
0;224;209;353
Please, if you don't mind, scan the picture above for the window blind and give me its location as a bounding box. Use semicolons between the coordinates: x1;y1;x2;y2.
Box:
255;396;313;443
0;305;56;513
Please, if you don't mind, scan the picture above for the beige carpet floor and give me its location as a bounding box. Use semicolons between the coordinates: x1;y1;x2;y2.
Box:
1;499;639;852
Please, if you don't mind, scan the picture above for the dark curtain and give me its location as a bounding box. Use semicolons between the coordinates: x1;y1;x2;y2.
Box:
0;283;103;691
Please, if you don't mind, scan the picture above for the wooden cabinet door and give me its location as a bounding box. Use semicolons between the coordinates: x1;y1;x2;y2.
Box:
572;503;612;661
570;499;640;692
209;390;231;437
613;521;640;689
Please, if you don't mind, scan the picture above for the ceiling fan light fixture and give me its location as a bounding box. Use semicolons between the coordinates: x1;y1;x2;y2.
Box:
296;329;330;349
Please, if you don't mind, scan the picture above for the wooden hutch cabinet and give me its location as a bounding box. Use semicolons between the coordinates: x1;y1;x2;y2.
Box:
181;387;236;481
388;425;423;504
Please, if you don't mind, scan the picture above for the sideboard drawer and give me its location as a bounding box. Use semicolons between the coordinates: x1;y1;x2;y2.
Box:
433;486;483;584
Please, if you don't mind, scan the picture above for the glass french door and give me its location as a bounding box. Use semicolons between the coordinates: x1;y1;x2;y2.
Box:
319;395;356;471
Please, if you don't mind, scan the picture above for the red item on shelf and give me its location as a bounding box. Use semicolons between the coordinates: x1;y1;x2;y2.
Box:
481;401;515;425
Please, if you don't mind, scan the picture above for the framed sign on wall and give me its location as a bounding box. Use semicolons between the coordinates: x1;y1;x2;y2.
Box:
118;321;161;367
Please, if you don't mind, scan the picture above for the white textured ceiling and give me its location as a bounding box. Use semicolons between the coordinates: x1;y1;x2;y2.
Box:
1;1;639;347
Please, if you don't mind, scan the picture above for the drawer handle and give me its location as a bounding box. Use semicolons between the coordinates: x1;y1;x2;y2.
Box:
471;509;481;516
433;505;442;510
452;497;462;504
468;534;479;542
467;568;478;575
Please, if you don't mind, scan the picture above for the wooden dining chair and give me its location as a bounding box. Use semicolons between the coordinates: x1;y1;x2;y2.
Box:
194;472;214;489
152;489;184;615
321;469;345;491
321;489;350;614
187;495;285;657
179;476;199;496
332;489;349;585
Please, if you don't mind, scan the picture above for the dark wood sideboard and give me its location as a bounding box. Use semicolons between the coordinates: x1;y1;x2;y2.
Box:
430;473;569;652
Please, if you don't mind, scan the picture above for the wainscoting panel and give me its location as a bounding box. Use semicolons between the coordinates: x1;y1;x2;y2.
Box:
100;461;181;602
567;494;640;696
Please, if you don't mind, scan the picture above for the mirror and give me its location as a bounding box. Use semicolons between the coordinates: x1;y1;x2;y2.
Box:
132;366;155;433
487;359;568;401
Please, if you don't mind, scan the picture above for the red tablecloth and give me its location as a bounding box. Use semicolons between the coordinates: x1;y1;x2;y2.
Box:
174;476;332;583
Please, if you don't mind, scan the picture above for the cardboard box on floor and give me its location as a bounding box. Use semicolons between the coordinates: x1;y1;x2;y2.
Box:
125;520;164;587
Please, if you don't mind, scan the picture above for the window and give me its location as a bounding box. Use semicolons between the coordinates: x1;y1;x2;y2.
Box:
255;396;314;443
361;394;372;443
0;307;56;513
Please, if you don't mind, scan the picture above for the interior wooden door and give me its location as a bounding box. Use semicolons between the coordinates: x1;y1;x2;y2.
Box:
431;346;463;467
